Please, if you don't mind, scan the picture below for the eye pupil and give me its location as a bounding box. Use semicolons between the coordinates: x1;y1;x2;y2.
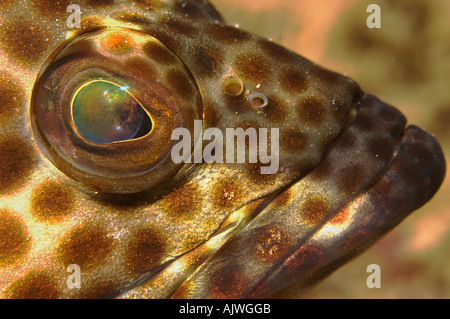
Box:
72;81;151;144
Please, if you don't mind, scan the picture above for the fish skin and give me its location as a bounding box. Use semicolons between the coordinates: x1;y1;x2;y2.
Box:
0;0;445;299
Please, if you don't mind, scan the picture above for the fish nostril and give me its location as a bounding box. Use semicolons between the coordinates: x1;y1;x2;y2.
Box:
247;91;268;113
223;76;244;97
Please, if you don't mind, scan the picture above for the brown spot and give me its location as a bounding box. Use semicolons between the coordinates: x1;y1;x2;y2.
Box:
338;165;364;195
142;40;178;65
273;188;293;207
0;73;24;120
210;264;248;299
8;273;59;299
103;32;134;54
253;224;290;262
59;226;113;269
166;68;194;99
193;46;223;78
214;180;242;209
301;195;329;225
235;53;269;83
161;16;197;38
31;182;75;222
298;97;326;127
259;39;294;63
126;227;166;273
206;24;251;44
282;129;307;152
0;137;36;194
0;210;30;264
280;69;309;94
0;18;48;64
163;183;200;220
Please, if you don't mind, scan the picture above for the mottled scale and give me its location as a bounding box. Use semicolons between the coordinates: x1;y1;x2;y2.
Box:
0;0;445;299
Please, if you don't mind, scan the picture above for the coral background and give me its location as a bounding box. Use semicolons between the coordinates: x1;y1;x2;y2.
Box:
212;0;450;298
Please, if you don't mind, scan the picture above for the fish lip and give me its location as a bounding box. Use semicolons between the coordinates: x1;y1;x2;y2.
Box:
244;95;447;298
374;123;446;213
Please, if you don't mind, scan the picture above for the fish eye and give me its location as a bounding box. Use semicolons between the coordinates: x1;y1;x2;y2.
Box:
30;27;203;194
72;81;153;144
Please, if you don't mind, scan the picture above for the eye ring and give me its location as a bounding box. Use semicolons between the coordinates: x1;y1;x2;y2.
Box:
30;27;203;194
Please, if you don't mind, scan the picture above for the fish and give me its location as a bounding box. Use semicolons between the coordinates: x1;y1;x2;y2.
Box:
0;0;445;299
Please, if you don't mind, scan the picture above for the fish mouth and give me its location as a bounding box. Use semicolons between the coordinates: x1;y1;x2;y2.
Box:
247;93;447;297
243;96;446;298
167;93;446;298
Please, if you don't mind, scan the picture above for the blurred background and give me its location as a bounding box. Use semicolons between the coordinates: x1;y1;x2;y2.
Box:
211;0;450;298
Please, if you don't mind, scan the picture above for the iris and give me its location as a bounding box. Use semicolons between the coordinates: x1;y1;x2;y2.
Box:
72;81;150;144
